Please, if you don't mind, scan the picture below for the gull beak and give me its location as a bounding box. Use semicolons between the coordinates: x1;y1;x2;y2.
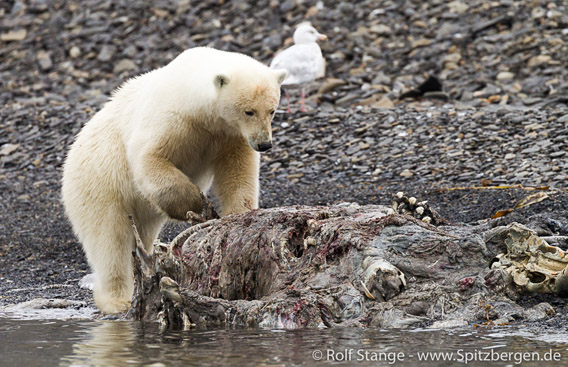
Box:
318;33;328;41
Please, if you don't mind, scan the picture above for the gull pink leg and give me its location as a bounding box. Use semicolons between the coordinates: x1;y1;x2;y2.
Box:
286;91;292;113
300;89;306;112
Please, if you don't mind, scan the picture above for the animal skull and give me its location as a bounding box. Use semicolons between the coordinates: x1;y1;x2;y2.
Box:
491;223;568;295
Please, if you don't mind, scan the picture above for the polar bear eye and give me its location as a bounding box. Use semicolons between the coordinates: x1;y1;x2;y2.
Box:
245;111;255;116
269;110;275;115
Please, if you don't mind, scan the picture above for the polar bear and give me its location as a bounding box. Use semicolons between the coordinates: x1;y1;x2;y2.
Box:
62;47;287;314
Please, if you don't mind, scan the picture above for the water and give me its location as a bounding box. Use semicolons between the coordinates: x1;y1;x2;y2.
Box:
1;317;567;367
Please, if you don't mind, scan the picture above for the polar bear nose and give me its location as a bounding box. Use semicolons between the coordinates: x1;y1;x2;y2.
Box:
256;142;272;152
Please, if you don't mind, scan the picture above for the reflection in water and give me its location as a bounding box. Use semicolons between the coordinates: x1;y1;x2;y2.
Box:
61;321;141;367
0;318;566;367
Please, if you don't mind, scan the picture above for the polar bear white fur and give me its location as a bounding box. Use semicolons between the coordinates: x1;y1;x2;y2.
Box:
62;47;287;314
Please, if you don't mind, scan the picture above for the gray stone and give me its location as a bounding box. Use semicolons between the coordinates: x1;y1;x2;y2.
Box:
97;44;116;62
113;59;136;73
37;51;52;70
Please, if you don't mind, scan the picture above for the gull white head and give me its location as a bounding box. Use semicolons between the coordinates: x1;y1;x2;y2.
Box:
293;24;327;44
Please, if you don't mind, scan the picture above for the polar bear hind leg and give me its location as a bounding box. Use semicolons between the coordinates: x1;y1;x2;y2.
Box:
81;205;135;314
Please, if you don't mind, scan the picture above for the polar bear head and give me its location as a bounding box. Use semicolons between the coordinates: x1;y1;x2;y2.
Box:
214;68;287;152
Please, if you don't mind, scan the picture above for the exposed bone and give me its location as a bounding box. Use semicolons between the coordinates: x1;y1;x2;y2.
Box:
129;215;153;277
160;277;183;304
491;223;568;295
127;205;568;329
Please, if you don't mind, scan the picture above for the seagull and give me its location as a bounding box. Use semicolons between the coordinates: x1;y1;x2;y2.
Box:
270;23;327;112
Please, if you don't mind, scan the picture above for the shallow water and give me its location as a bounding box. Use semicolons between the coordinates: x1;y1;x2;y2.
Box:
1;317;567;367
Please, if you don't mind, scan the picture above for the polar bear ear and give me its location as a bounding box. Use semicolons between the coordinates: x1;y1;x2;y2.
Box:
214;74;230;89
273;69;288;85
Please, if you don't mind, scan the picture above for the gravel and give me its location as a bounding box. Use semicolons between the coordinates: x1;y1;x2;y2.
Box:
0;0;567;306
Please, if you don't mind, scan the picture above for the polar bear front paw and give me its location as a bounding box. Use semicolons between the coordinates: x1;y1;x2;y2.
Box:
154;182;204;221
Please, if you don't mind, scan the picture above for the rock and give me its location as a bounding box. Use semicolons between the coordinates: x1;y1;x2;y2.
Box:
0;298;96;319
358;93;384;106
279;0;294;12
379;309;423;328
497;71;514;81
447;1;469;14
69;46;81;59
264;33;282;49
123;45;138;58
372;96;394;108
0;29;27;41
36;51;52;70
522;97;543;106
371;71;391;85
436;22;462;39
1;298;85;310
443;52;461;65
369;24;391;36
429;319;468;329
411;38;433;49
0;143;20;155
547;10;563;19
528;55;552;68
97;45;116;62
113;59;137;73
335;93;358;106
317;78;346;94
522;303;555;322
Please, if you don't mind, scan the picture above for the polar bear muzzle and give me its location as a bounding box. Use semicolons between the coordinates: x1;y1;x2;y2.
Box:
247;131;272;152
256;142;272;152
